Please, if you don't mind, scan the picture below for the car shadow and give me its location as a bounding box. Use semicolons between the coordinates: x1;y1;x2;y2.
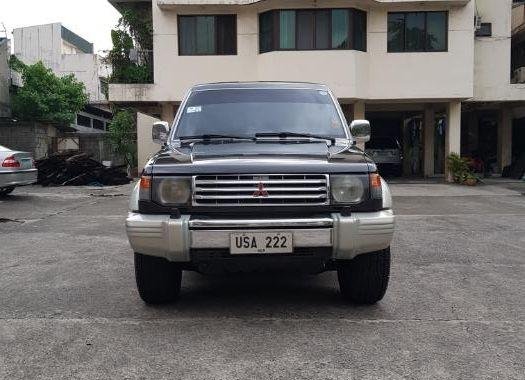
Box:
0;194;26;201
144;271;388;319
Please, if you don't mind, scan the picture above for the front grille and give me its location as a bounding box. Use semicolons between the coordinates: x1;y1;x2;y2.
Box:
192;174;330;206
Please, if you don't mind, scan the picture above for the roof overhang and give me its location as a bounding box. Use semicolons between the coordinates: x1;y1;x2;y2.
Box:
108;0;151;12
157;0;471;8
108;0;471;12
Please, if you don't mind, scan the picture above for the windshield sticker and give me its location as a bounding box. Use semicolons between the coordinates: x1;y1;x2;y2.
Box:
186;106;202;114
318;90;328;96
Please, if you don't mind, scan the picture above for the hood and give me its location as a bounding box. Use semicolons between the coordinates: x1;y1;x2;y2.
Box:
190;141;330;160
149;141;374;176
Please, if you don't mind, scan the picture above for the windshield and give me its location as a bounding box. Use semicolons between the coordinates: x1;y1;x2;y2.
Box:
173;88;347;140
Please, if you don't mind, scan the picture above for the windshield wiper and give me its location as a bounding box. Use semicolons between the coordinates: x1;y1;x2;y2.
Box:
177;134;255;143
255;132;336;144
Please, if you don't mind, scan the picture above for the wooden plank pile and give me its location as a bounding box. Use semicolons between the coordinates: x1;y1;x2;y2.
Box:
35;151;131;186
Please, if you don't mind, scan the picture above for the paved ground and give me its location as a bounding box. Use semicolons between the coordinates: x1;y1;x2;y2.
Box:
0;180;524;379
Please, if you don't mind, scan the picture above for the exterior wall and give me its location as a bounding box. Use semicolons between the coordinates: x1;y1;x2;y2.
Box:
13;23;108;103
62;40;84;55
121;0;475;102
0;120;122;163
77;134;125;165
0;39;11;118
472;0;525;101
61;54;109;102
13;24;63;72
137;112;161;168
0;121;52;159
367;2;474;100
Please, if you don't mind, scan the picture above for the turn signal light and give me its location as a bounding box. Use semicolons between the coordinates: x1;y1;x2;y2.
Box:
2;155;21;168
370;173;382;199
139;176;152;202
370;173;381;189
140;176;151;189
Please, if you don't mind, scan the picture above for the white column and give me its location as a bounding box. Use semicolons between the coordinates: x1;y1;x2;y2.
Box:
352;101;366;120
497;106;513;172
352;101;366;150
445;101;462;182
423;105;435;177
161;102;175;126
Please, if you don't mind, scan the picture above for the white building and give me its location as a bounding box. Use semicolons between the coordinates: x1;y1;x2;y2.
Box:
13;23;112;132
108;0;525;177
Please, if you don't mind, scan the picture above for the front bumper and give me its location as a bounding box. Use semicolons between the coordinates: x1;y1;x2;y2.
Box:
0;169;38;188
126;210;395;262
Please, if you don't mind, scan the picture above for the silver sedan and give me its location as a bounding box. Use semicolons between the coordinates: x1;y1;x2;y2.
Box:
0;144;38;196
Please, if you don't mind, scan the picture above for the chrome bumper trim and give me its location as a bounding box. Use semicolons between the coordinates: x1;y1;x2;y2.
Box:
189;217;333;229
332;210;395;259
126;213;191;262
125;211;395;262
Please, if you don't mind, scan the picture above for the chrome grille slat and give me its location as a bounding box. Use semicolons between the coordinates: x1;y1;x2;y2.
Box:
194;194;327;200
192;174;329;206
194;179;326;185
195;187;327;192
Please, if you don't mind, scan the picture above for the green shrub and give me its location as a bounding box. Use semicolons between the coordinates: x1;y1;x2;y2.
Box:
447;153;478;185
107;109;137;169
9;59;88;125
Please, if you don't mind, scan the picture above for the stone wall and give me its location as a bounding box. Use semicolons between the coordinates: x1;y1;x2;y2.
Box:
77;134;125;166
0;120;124;165
0;120;51;158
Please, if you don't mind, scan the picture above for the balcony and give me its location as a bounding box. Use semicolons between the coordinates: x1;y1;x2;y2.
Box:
108;83;157;103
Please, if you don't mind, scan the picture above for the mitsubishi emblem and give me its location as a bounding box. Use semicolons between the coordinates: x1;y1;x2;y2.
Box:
253;182;269;198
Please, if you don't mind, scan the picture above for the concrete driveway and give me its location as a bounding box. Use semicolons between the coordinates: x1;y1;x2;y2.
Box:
0;181;524;379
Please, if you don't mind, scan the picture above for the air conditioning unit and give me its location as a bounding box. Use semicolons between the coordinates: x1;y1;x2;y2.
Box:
515;67;525;83
475;15;482;30
129;48;139;64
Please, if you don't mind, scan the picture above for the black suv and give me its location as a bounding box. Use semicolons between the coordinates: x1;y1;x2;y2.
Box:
126;82;395;305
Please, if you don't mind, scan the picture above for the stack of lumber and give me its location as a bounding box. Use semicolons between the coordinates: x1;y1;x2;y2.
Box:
35;151;131;186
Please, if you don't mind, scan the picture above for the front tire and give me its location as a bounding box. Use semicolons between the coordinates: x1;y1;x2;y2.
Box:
134;253;182;304
0;187;15;197
337;248;391;304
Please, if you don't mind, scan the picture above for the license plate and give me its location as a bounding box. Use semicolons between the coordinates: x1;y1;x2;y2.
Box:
230;232;293;254
19;159;33;169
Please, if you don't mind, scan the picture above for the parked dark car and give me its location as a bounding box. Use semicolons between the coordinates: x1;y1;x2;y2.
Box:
365;137;403;177
126;82;395;305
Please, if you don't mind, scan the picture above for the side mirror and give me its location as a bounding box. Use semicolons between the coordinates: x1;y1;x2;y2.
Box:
350;120;371;143
152;121;169;145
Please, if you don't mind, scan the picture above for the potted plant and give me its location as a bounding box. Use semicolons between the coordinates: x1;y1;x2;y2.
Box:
447;153;479;186
463;173;478;186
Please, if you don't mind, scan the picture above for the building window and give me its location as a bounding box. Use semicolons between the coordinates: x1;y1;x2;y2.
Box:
259;9;367;53
178;15;237;55
388;11;448;52
93;119;105;130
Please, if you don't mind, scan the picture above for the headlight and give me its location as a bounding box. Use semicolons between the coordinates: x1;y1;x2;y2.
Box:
154;178;191;205
330;175;365;204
